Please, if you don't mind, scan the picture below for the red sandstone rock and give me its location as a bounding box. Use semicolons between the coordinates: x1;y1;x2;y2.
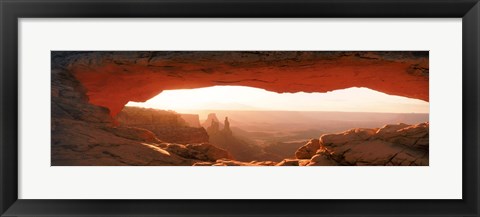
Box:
194;159;278;166
301;122;429;166
192;162;215;166
320;128;377;146
295;139;321;159
162;143;232;162
186;143;234;161
308;153;338;166
107;126;162;144
52;51;429;117
276;159;300;166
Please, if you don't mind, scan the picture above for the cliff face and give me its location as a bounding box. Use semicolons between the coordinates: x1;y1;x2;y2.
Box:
53;51;428;117
116;107;209;144
51;67;229;166
180;114;201;128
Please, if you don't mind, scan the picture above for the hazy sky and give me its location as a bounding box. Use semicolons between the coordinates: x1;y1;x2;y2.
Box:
126;86;429;113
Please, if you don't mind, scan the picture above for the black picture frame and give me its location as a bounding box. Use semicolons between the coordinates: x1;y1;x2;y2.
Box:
1;0;479;216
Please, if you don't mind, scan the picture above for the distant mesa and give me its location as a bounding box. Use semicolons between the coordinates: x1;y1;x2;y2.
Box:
116;106;209;144
206;115;232;136
204;113;278;161
202;113;221;129
179;114;201;128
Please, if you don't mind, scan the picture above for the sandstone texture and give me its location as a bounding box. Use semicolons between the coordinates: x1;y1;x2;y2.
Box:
193;159;278;166
53;51;428;117
306;123;429;166
295;139;321;159
194;123;429;166
51;68;230;166
160;143;233;162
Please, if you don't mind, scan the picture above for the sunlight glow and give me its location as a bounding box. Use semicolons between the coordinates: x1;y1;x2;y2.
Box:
126;86;429;114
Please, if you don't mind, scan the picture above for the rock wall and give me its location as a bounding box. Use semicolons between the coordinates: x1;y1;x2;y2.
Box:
53;51;429;117
51;65;228;165
116;107;209;144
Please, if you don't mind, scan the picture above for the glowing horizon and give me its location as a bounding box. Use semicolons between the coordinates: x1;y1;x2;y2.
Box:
126;86;429;114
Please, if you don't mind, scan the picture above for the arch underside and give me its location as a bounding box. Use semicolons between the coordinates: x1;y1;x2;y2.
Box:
57;51;429;116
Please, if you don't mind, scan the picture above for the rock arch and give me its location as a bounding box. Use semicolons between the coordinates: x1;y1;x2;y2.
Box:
54;51;429;117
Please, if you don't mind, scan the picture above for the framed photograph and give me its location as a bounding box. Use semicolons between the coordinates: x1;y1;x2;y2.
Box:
1;0;479;216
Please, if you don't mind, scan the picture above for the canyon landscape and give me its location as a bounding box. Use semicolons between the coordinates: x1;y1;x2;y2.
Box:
51;51;429;166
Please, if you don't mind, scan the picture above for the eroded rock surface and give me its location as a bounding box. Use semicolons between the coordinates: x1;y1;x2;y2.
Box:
193;159;278;166
51;68;230;166
306;123;429;166
295;139;321;159
160;143;233;162
52;51;428;117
